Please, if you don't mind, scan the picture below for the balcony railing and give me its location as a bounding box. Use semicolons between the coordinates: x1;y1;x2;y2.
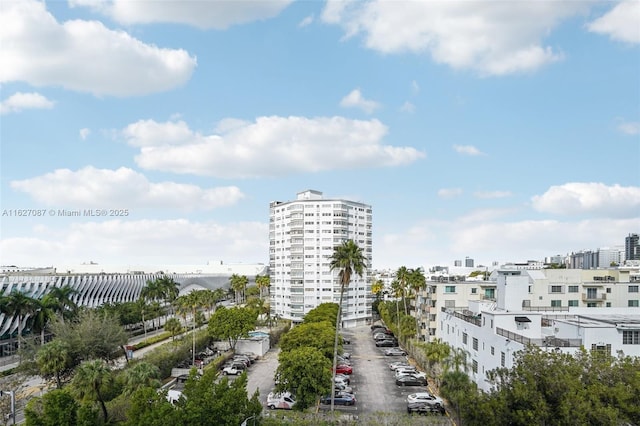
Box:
582;293;606;302
441;307;481;326
496;327;582;347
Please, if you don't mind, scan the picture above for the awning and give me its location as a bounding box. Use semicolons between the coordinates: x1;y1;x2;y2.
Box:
515;316;531;323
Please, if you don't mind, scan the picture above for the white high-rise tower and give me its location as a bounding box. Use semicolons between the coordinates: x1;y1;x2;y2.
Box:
269;190;373;327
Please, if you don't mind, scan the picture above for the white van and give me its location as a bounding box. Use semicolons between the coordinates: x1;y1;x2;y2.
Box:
266;391;296;410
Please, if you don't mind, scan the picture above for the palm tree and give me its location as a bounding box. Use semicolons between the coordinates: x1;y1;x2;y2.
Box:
164;317;182;342
329;240;366;412
0;290;38;353
371;279;384;302
45;285;78;322
396;266;411;315
409;268;426;336
390;279;403;333
31;295;58;345
36;339;71;389
175;291;204;366
120;361;161;395
71;359;113;422
255;274;270;301
230;274;248;304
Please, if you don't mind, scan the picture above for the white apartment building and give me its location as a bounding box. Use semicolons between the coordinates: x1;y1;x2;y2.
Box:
415;267;640;342
269;190;373;326
439;268;640;392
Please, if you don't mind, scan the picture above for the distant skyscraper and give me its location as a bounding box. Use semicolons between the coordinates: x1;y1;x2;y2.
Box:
465;257;474;267
626;233;639;261
269;190;372;327
454;260;462;267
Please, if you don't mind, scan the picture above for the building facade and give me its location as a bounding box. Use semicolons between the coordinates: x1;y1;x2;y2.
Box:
439;268;640;392
626;233;640;262
0;261;267;357
269;190;372;326
415;266;640;343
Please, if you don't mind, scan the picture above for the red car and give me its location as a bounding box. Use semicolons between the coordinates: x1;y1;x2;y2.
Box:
334;364;353;375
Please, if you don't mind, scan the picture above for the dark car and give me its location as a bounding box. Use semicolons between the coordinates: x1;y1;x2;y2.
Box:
320;393;356;406
396;375;428;386
376;339;398;347
407;401;446;415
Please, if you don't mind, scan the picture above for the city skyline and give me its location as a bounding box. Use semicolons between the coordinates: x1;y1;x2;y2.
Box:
1;1;639;270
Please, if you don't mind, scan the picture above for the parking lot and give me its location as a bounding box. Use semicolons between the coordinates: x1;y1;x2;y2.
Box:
238;324;452;423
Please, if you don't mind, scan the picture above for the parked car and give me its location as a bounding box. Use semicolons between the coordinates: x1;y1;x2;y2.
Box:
334;374;351;385
407;401;446;415
389;361;411;371
395;367;425;378
267;391;296;410
371;324;386;331
222;365;243;375
407;392;444;408
373;332;394;340
396;374;428;386
334;382;354;394
340;335;351;345
334;364;353;375
320;392;356;406
341;352;351;359
384;348;407;356
376;339;398;347
336;356;351;365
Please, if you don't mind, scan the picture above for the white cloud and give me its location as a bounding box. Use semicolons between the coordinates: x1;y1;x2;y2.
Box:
299;15;314;28
474;190;512;199
400;101;415;113
0;0;197;96
123;116;424;178
10;166;244;209
0;219;268;266
453;144;485;156
69;0;293;30
321;0;587;75
437;188;463;199
617;120;640;135
0;92;54;114
340;89;381;114
411;80;420;95
531;182;640;218
587;1;640;44
79;128;91;140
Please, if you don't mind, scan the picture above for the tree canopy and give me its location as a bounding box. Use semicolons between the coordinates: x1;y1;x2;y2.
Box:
207;306;256;350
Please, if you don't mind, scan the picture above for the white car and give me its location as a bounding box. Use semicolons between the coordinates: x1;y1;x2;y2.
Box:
222;365;242;375
389;361;411;371
267;391;296;410
395;368;426;379
407;392;444;406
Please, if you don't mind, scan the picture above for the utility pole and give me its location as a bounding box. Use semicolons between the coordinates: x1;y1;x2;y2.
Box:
0;390;16;425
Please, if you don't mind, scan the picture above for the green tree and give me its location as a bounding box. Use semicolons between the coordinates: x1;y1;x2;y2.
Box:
395;266;411;315
255;274;270;301
50;309;128;365
328;239;366;411
229;274;248;304
124;387;178;426
164;317;182;342
71;359;113;423
179;369;262;426
275;346;332;411
36;339;72;389
371;279;384;301
279;321;336;360
120;361;161;395
44;285;79;324
207;306;256;351
302;303;339;326
24;388;79;426
0;290;38;353
175;291;206;366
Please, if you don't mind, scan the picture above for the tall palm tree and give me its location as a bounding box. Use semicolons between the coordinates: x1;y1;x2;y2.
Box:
396;266;411;315
0;290;38;353
230;274;248;304
175;291;204;366
409;268;426;336
255;274;270;301
329;240;366;412
31;295;57;345
72;359;113;422
390;279;403;333
45;285;78;323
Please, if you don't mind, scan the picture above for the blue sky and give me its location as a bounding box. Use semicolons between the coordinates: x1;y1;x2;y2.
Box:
1;0;639;270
